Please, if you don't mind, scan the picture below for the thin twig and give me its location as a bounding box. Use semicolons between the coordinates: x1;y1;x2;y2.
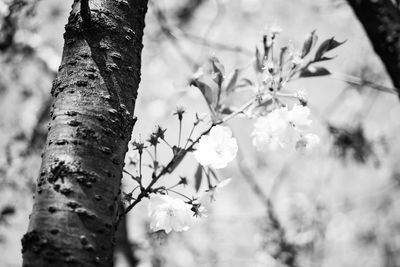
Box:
151;1;198;70
330;71;397;94
232;130;298;267
177;30;252;56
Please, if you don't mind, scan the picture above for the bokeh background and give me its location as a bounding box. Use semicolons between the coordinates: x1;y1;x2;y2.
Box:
1;0;400;266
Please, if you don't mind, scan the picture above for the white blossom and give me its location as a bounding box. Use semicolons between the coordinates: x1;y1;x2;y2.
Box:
287;104;312;127
252;105;318;151
148;194;193;234
193;125;238;169
251;107;297;150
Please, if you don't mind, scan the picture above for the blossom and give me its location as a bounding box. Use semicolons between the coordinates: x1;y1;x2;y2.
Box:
251;107;297;150
251;105;317;151
193;125;238;169
287;104;311;127
148;194;193;233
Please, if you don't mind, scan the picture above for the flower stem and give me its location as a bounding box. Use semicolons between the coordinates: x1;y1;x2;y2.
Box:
221;98;257;123
183;122;197;149
166;189;192;201
162;138;173;149
178;119;182;147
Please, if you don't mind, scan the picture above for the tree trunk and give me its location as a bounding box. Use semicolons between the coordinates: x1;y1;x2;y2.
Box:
21;0;148;266
347;0;400;95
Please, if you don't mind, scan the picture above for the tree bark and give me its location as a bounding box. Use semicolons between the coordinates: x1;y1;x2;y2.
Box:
347;0;400;95
21;0;148;266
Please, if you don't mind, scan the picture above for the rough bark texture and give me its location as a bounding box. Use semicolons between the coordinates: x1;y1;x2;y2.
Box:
21;0;148;266
347;0;400;94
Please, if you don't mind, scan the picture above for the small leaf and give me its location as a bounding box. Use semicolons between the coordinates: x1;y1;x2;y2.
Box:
167;147;187;173
254;46;263;73
237;78;254;88
314;37;346;61
208;168;219;181
194;164;203;192
210;57;225;88
220;106;234;115
279;46;289;68
314;55;336;63
301;30;318;58
190;78;214;106
299;66;331;77
224;69;240;93
1;206;15;216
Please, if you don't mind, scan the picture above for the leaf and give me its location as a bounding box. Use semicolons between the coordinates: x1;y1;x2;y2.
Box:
208;168;219;181
254;46;263;73
314;37;346;61
220;106;234;115
236;78;254;88
194;164;203;192
224;69;240;93
314;55;336;63
301;30;318;58
167;147;187;173
190;78;214;106
279;46;289;68
299;66;331;77
210;57;225;88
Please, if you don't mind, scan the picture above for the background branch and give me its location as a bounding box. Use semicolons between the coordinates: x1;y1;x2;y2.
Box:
347;0;400;97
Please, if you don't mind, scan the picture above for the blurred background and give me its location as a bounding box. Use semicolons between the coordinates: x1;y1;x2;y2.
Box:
2;0;400;266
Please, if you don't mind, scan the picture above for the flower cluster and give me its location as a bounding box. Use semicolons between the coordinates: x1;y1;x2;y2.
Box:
193;125;238;169
148;194;204;233
124;28;344;236
252;104;319;151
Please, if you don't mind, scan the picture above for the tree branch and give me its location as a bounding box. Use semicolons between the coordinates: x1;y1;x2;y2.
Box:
347;0;400;97
233;133;298;267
